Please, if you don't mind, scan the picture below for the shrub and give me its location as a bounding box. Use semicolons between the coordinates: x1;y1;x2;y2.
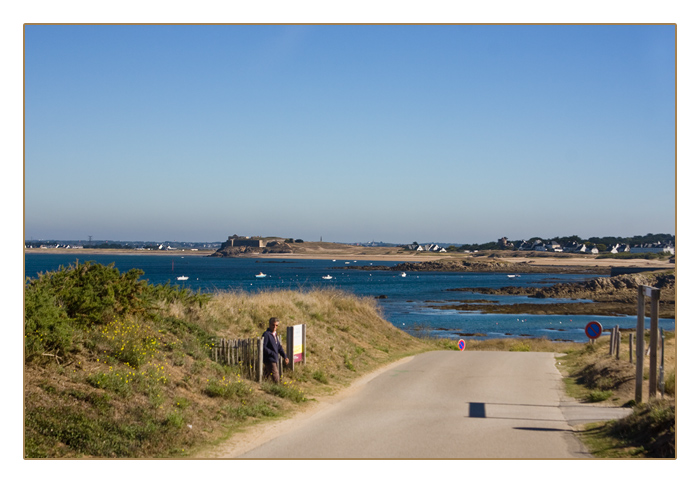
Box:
262;381;306;403
509;341;531;352
25;261;213;365
607;400;675;457
97;317;163;368
588;389;613;402
204;376;249;399
312;370;329;384
24;286;76;361
343;353;356;372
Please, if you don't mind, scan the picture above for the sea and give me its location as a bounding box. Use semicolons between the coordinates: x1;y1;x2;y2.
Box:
24;253;676;344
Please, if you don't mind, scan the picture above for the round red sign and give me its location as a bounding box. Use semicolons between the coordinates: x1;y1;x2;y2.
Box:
585;321;603;340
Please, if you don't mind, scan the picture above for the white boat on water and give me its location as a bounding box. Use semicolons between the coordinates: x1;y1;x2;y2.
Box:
401;272;407;277
255;272;267;278
507;274;521;278
322;275;333;280
177;276;189;281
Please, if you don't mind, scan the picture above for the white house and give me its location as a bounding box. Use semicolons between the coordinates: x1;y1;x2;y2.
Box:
546;241;562;252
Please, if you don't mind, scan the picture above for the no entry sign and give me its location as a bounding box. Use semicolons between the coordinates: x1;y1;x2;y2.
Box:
585;321;603;340
458;339;466;351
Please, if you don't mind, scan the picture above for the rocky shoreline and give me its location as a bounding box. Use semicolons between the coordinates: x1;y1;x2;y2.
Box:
429;272;675;318
336;259;611;275
208;241;294;257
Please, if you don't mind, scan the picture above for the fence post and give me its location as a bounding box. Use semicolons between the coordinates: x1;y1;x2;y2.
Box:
258;337;263;383
615;327;621;360
629;334;634;363
658;329;665;398
649;289;660;399
635;286;645;404
287;326;294;372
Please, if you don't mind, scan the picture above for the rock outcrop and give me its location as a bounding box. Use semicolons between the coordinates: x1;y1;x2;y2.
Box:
440;272;675;318
209;241;294;257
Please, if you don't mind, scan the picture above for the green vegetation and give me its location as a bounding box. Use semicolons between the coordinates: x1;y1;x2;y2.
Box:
557;334;676;458
454;233;674;253
508;341;531;352
24;261;435;458
587;389;613;402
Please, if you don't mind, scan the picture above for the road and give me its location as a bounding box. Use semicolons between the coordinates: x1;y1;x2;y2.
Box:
211;351;631;459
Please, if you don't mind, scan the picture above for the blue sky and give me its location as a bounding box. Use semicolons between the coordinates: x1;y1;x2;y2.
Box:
23;24;676;244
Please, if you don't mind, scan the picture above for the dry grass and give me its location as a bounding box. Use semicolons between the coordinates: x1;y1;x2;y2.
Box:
555;330;676;458
192;288;432;388
557;331;676;406
25;287;436;458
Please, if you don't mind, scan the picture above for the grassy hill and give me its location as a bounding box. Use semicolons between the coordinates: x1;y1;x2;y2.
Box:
23;261;443;458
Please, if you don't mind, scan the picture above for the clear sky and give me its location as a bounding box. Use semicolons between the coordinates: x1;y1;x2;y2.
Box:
24;24;676;244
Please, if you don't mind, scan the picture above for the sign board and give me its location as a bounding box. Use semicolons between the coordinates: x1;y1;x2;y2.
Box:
458;339;466;351
286;324;306;370
585;321;603;340
292;324;304;363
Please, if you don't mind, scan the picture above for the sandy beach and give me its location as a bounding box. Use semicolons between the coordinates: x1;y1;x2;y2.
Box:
26;245;675;270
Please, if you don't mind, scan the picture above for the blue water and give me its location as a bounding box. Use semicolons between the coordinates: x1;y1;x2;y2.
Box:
24;253;675;343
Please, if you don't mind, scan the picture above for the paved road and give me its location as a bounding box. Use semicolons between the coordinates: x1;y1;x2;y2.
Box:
235;351;630;459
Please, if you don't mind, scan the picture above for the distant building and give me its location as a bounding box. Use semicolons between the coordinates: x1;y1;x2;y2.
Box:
498;237;513;248
630;243;674;255
545;241;562;252
225;235;266;248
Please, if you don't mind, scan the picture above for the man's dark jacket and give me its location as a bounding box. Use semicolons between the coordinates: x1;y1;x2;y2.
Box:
262;329;287;363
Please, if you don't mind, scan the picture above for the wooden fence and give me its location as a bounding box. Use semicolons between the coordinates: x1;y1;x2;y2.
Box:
211;337;264;383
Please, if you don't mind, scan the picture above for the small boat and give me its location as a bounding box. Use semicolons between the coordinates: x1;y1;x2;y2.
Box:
322;275;333;280
255;272;267;278
507;274;521;278
401;272;407;277
177;275;189;281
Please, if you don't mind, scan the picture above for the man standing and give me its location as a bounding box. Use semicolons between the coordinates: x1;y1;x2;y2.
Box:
262;317;289;384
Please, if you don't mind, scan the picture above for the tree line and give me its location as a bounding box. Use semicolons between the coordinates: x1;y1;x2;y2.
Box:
449;233;675;252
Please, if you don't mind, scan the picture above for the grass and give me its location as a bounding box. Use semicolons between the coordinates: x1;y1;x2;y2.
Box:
24;263;435;458
556;332;676;458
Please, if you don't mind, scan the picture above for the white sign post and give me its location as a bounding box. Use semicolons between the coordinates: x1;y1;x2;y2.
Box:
286;324;306;371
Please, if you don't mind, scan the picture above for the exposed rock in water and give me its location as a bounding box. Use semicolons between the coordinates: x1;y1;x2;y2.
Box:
439;272;675;318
